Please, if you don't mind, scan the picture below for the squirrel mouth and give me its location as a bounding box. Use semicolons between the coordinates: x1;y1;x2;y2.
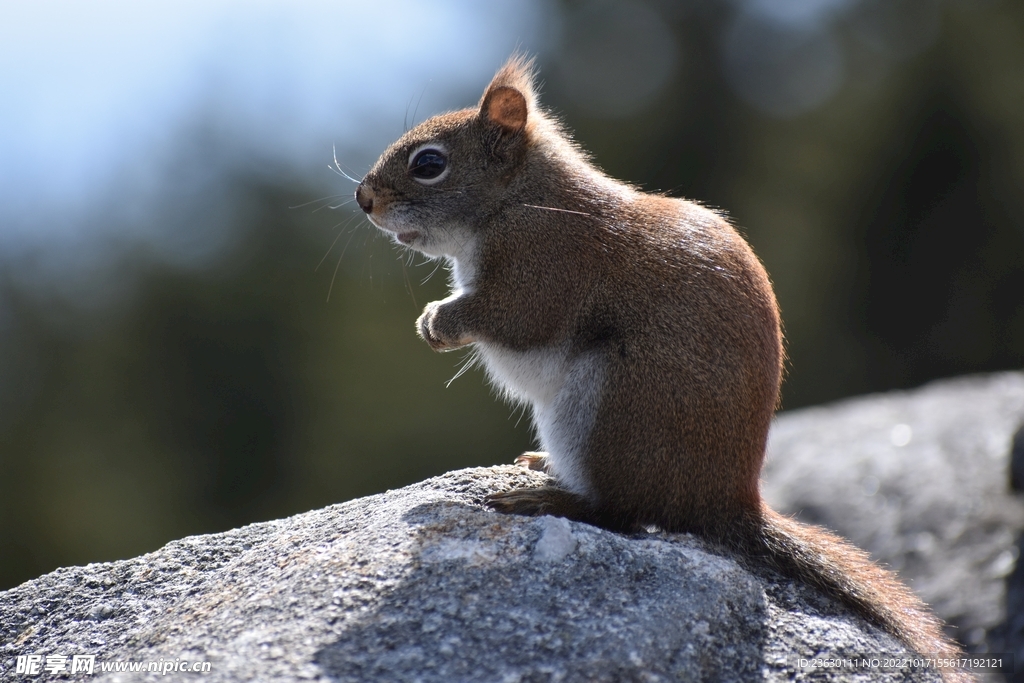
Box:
396;231;421;245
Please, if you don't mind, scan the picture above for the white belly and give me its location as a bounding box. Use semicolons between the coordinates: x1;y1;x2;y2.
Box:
476;342;604;496
476;342;570;409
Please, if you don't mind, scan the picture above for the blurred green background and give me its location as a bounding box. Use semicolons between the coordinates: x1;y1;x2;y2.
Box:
1;0;1022;590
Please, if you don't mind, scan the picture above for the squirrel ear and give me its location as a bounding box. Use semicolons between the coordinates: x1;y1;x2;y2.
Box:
481;85;528;133
479;55;536;135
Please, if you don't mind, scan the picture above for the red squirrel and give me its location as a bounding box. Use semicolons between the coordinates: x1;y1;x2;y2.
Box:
354;56;967;678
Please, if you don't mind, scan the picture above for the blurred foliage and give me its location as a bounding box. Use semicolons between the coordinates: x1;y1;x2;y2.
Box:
2;0;1024;590
546;0;1024;405
0;179;534;589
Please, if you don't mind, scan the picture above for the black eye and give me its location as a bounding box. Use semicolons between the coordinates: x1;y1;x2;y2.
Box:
409;148;448;180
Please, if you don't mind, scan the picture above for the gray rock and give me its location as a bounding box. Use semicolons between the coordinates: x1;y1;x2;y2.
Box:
12;371;1023;682
2;466;925;682
764;371;1024;679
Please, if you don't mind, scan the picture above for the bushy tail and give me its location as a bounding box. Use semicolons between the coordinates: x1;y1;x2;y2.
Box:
736;504;972;682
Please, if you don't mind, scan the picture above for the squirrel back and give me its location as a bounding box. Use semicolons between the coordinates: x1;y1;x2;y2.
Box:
355;56;968;678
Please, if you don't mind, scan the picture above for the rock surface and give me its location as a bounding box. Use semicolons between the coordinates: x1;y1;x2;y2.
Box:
763;371;1024;680
3;468;922;682
7;371;1024;682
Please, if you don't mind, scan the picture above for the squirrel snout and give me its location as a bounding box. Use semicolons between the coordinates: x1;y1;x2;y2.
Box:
355;183;375;214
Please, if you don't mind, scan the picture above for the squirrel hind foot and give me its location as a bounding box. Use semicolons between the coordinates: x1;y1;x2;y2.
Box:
485;485;593;523
514;451;549;472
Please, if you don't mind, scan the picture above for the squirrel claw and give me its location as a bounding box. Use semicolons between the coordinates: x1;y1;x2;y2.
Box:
514;452;549;472
485;485;591;522
485;488;551;516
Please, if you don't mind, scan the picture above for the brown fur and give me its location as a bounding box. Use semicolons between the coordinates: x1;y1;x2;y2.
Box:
355;56;969;680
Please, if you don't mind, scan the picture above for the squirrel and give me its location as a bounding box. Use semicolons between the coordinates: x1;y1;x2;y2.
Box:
354;56;968;678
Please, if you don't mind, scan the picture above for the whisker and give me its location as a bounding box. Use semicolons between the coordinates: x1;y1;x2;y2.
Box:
324;197;357;211
315;223;348;273
327;164;354;181
513;402;528;429
522;203;592;217
446;350;478;387
326;246;345;303
401;257;418;308
338;223;359;261
364;232;375;288
420;259;444;285
411;84;428;127
290;194;346;210
404;91;416;132
331;144;362;184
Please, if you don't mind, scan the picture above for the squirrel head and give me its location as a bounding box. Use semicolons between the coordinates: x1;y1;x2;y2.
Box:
355;55;541;260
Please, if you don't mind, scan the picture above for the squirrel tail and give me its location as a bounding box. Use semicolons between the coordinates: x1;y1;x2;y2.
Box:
733;504;972;682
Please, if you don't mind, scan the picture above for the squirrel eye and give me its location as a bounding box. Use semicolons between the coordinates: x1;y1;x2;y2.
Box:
408;147;448;184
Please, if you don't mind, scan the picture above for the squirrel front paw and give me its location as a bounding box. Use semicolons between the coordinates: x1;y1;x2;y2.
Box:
416;301;473;352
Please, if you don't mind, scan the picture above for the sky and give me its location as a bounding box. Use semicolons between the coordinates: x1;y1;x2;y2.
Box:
0;1;550;269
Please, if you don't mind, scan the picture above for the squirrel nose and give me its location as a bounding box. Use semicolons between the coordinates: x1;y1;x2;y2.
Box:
355;183;374;214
